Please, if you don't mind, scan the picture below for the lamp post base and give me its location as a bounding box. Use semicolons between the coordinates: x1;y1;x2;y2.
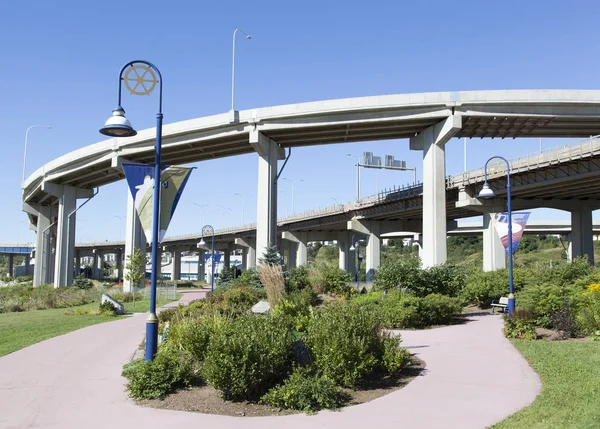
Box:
507;293;515;317
145;313;158;361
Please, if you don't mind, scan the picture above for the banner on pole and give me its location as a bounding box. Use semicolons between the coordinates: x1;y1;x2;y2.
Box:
494;211;531;255
122;162;193;244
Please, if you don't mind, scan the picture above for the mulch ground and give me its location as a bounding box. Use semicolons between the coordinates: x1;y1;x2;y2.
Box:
136;355;426;417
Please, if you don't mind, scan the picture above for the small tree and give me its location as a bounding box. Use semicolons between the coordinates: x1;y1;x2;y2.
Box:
259;245;284;267
125;248;145;291
218;264;233;286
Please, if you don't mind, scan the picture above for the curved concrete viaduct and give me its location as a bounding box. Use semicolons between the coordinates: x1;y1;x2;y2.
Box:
22;90;600;287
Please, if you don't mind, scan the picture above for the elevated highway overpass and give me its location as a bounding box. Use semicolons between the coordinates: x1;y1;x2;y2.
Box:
21;90;600;287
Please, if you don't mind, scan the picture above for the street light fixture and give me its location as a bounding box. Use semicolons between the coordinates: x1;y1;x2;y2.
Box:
281;178;304;214
234;193;251;225
193;203;209;228
99;60;163;361
231;28;251;114
477;156;514;316
22;125;52;187
198;225;215;291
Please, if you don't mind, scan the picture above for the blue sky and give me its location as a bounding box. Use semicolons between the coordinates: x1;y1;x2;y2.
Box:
1;0;599;244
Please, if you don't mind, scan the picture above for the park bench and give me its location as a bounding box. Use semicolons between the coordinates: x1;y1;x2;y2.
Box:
491;297;509;314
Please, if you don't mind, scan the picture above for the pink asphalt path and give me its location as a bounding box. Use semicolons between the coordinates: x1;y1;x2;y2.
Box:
0;292;541;429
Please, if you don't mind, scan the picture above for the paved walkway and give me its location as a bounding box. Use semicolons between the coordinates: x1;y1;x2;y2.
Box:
0;294;541;429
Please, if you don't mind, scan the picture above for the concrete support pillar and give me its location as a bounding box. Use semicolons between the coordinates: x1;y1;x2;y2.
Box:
365;222;380;283
338;232;349;271
224;245;231;267
171;247;181;280
347;220;381;282
53;186;77;287
115;249;123;280
240;248;247;270
197;249;205;282
124;190;147;292
94;250;104;280
8;255;14;278
24;203;58;287
252;131;281;266
281;231;308;266
410;116;461;268
235;237;257;269
570;205;595;265
483;212;506;271
287;240;297;269
24;255;31;276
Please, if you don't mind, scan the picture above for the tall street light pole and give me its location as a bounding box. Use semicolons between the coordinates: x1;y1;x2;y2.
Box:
281;177;304;214
235;193;250;224
345;153;361;200
198;225;215;291
193;203;209;229
99;60;163;361
478;156;514;315
231;28;251;114
22;125;52;187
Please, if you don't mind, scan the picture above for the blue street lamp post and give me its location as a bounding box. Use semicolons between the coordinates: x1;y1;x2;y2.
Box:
478;156;515;316
198;225;215;291
99;60;163;361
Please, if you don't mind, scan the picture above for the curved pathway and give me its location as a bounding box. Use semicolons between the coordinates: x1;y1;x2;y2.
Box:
0;295;540;429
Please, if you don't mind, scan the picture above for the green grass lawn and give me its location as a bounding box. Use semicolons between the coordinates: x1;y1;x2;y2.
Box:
492;340;600;429
0;294;181;358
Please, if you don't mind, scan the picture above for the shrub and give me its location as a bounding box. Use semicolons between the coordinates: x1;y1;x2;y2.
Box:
308;264;352;296
229;268;262;289
167;313;224;361
121;348;194;399
273;289;317;332
576;283;600;335
551;301;579;338
202;314;295;400
98;300;118;316
305;304;382;386
503;310;536;340
207;285;263;317
260;367;346;412
0;285;97;313
517;282;582;328
461;267;532;308
289;265;310;292
380;334;410;375
378;292;460;329
73;275;93;290
258;264;285;307
419;264;466;297
373;257;421;292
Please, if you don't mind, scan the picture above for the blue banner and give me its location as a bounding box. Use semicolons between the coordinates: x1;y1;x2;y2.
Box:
122;162;193;244
494;211;531;255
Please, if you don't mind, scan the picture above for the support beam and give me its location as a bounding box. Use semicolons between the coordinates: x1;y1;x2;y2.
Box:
115;248;123;280
570;205;594;265
410;115;462;268
94;250;104;280
197;249;205;282
235;237;257;269
171;247;181;281
347;220;380;282
483;212;506;271
281;231;308;266
124;190;147;292
53;186;77;287
8;255;14;278
338;231;350;271
23;203;57;287
252;130;280;266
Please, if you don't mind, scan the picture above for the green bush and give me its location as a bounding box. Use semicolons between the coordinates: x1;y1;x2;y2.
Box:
0;284;97;313
273;289;317;332
373;257;421;292
577;286;600;335
207;285;263;317
542;257;594;286
419;264;466;297
309;264;352;295
378;291;460;329
167;313;225;361
98;300;118;315
461;267;532;308
503;310;537;340
380;334;411;375
288;265;310;292
260;367;346;412
202;313;295;400
73;275;93;290
517;282;583;328
122;348;194;399
305;304;383;386
229;268;262;289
